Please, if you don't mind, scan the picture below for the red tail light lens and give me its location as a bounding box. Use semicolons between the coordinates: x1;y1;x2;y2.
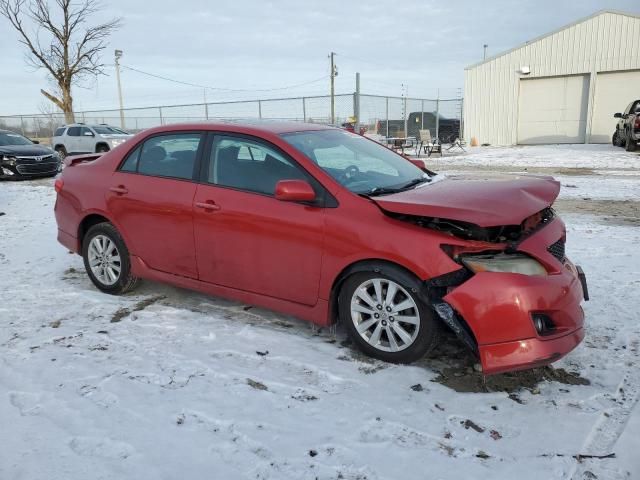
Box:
634;117;640;129
54;178;64;193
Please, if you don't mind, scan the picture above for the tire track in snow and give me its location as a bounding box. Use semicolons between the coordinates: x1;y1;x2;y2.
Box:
569;343;640;480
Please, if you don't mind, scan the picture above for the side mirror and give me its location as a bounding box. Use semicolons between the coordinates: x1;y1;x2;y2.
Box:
614;113;622;118
83;131;94;136
274;179;316;202
31;139;40;144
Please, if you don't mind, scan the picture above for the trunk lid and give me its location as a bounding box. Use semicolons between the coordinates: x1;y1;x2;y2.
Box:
372;174;560;227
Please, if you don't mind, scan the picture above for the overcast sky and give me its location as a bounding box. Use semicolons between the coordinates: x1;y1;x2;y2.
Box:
2;0;639;115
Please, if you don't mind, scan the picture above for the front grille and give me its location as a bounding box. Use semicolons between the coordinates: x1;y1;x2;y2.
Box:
16;154;54;164
15;162;58;175
547;238;566;262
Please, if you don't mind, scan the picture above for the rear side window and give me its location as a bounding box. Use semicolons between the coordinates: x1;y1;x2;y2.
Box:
120;146;141;172
120;133;202;180
67;127;81;136
54;127;65;136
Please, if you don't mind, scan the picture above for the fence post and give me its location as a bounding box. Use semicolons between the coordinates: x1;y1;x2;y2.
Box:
258;100;262;119
435;89;440;142
354;72;360;133
385;97;389;137
302;97;307;122
421;99;425;132
159;107;164;125
204;102;209;120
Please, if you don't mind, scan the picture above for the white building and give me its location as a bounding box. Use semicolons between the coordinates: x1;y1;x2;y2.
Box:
463;10;640;145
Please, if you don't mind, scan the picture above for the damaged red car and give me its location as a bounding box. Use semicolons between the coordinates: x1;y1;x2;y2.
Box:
54;122;588;374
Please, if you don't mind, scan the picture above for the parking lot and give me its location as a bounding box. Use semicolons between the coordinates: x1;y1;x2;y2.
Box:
1;144;639;480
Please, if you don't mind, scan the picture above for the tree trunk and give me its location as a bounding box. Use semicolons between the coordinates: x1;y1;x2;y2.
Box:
40;85;75;124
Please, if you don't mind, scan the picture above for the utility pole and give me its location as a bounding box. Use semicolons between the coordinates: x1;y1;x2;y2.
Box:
114;49;125;128
483;44;488;60
329;52;337;124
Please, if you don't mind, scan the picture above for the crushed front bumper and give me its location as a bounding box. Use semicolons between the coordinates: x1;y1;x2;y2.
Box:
437;217;587;375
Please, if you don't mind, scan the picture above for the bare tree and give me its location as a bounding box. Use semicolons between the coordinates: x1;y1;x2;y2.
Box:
0;0;121;123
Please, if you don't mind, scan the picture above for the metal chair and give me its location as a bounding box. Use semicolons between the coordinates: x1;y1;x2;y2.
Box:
447;137;467;152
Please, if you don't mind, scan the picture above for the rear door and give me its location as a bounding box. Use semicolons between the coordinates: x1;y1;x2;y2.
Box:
106;132;204;278
65;126;81;153
193;134;326;306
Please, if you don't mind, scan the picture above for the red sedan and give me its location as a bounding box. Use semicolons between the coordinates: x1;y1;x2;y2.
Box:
54;121;588;374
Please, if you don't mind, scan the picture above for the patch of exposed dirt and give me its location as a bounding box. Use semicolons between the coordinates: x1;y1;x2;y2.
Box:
554;199;640;225
111;295;167;323
432;365;590;394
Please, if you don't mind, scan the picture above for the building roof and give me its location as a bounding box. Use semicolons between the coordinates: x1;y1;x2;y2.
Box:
465;10;640;70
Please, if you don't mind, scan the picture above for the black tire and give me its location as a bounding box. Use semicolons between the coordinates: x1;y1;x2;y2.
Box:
612;130;620;147
338;267;440;363
55;145;67;159
96;144;110;153
625;130;637;152
82;222;139;295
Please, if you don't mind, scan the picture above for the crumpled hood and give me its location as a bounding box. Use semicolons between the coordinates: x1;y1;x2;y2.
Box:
372;174;560;227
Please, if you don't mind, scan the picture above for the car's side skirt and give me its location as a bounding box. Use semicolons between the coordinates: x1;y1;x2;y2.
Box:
129;255;331;327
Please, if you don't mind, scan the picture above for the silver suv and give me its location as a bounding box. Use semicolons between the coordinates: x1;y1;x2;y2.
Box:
51;123;133;158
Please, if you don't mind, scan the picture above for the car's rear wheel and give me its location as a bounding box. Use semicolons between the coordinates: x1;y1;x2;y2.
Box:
55;146;67;159
339;270;440;363
82;222;139;294
96;144;109;153
625;130;637;152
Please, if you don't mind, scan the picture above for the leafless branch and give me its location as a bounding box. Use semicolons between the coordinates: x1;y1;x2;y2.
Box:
0;0;122;121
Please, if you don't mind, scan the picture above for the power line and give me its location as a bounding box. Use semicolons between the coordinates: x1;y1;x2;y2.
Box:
120;65;329;93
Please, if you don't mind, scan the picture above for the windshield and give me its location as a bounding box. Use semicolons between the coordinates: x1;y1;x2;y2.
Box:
281;129;428;195
0;132;33;146
92;126;129;135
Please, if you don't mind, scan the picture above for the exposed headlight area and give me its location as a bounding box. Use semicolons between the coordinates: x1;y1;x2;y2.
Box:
1;154;17;166
461;253;548;276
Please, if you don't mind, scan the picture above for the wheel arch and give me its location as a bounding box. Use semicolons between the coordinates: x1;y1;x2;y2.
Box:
78;213;114;245
95;142;110;152
328;258;424;326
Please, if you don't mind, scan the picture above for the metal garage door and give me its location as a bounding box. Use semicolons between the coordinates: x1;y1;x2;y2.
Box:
517;75;589;144
590;70;640;143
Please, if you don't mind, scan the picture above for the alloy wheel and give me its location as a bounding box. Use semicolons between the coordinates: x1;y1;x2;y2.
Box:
87;234;121;286
350;278;420;352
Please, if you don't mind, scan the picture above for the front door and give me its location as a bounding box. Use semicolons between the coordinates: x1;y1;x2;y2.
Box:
193;135;325;306
106;132;204;278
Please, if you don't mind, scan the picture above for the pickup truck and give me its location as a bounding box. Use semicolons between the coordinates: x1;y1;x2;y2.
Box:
376;112;460;143
613;100;640;151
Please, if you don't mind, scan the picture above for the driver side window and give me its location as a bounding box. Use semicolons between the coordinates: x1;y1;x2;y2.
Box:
209;136;307;195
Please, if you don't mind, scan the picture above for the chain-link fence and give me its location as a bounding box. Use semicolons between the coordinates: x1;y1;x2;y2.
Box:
0;93;463;144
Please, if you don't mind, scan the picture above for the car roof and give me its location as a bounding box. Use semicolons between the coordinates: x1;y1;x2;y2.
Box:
140;120;336;137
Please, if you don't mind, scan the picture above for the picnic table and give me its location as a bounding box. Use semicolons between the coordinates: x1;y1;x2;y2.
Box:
385;136;417;155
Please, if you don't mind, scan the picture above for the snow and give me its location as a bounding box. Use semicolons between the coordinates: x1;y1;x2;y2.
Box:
1;144;639;480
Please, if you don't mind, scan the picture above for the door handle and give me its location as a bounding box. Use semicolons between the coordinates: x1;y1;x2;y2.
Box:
109;185;128;195
195;200;221;211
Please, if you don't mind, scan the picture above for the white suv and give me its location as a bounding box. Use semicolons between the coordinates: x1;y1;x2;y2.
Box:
51;124;133;158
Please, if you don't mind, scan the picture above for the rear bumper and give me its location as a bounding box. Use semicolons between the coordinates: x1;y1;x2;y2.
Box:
58;228;79;253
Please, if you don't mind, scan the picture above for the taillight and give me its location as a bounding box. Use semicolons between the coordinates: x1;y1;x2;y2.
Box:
54;178;64;193
634;117;640;129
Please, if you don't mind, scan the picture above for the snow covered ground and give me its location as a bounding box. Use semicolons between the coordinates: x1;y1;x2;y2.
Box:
1;145;639;480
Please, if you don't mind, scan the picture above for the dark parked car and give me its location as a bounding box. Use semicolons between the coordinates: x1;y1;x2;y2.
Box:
0;129;61;180
613;99;640;151
54;121;587;375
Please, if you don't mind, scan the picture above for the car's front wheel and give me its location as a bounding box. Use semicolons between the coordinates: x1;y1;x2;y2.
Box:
55;146;67;159
339;269;440;363
82;222;139;294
